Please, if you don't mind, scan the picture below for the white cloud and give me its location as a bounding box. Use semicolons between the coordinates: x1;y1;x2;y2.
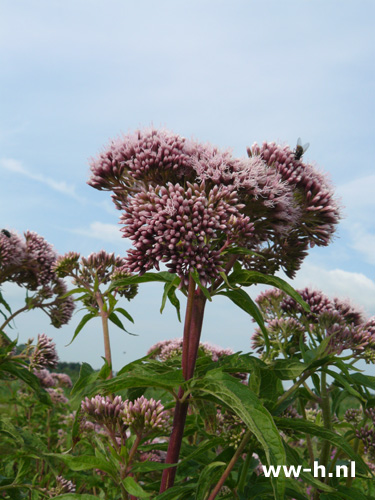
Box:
338;175;375;211
0;158;78;199
287;263;375;316
71;221;127;245
337;175;375;265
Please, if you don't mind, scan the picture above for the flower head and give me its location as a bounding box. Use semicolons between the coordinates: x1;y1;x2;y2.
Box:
88;128;340;285
81;395;126;427
30;334;59;370
121;396;169;435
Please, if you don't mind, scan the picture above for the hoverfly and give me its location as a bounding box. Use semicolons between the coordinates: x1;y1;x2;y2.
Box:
294;137;310;160
1;229;11;238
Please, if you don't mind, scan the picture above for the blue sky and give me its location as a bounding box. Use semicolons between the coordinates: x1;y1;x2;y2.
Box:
1;0;375;370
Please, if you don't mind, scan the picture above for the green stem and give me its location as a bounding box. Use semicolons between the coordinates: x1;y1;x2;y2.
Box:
207;430;252;500
319;371;332;476
298;399;314;467
313;370;332;500
96;292;112;379
346;437;360;487
277;370;312;407
237;445;254;493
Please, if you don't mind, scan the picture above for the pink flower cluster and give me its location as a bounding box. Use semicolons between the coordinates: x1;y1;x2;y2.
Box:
88;128;340;284
30;334;59;370
54;250;138;301
0;230;75;328
122;395;169;435
81;394;170;437
33;366;72;393
148;338;234;362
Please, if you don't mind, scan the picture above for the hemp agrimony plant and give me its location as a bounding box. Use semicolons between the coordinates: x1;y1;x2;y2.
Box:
86;128;341;495
54;251;138;378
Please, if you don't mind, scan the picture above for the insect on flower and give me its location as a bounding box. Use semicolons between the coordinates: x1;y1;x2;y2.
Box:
294;137;310;160
1;229;11;238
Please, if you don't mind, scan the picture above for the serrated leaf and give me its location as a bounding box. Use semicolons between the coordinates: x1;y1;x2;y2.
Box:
70;362;98;396
192;371;285;499
351;373;375;391
66;312;96;346
108;312;137;335
229;270;310;313
196;462;226;500
284;442;334;493
218;289;270;353
114;307;134;324
326;368;365;402
0;361;51;405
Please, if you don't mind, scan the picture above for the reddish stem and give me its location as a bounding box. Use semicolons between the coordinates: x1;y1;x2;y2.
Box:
159;277;207;493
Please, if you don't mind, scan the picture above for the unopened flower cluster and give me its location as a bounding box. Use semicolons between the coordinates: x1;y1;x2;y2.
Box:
0;230;75;327
252;287;375;362
54;250;138;303
81;394;170;438
29;334;59;370
44;476;76;497
88;128;340;286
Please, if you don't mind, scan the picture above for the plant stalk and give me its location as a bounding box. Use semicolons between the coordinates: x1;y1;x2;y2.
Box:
207;430;252;500
96;292;113;379
160;276;207;493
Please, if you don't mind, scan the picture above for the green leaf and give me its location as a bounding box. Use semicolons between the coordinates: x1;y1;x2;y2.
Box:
132;437;223;473
66;312;96;346
0;417;24;445
192;371;286;499
0;290;12;314
49;454;116;477
326;368;366;402
224;246;265;258
351;373;375;391
271;359;308;380
166;285;181;322
196;462;226;500
218;289;270;353
122;477;151;498
110;271;177;292
0;361;51;405
108;312;137;336
60;287;90;299
284;442;334;493
191;269;212;301
98;357;112;380
229;270;310;312
70;362;98;396
275;417;370;474
156;483;195;500
114;307;134;324
160;276;181;317
96;368;184;395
